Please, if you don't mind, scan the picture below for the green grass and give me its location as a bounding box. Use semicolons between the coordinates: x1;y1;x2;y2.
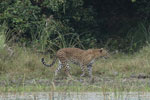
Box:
0;45;150;92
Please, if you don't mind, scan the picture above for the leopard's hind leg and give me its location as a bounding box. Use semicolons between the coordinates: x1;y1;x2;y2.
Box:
54;60;63;76
64;63;72;78
58;57;71;78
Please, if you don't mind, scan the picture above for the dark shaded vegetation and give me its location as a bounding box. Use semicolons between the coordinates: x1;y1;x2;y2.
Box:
0;0;150;52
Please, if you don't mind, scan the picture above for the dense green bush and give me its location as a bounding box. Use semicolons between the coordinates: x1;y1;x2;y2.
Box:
0;0;150;52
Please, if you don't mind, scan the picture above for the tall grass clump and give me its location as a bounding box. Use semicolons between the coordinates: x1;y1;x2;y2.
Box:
105;21;150;53
0;23;11;73
126;21;150;52
0;23;7;50
32;17;84;54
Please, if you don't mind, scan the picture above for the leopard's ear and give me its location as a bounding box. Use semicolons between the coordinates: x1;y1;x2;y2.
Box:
99;48;103;53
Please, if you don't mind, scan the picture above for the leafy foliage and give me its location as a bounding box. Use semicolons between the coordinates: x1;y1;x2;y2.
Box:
0;0;150;52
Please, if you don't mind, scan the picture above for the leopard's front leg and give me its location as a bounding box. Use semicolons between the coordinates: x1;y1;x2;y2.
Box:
87;64;92;78
80;65;86;77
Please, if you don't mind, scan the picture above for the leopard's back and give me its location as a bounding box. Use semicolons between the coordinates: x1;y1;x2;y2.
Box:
56;48;84;65
56;48;109;66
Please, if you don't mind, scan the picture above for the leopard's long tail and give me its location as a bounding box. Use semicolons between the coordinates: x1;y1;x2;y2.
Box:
41;56;57;67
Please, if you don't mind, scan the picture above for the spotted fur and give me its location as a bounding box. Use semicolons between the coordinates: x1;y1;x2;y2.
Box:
41;48;109;77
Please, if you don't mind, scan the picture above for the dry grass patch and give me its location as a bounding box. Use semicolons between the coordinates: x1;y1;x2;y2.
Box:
0;45;150;92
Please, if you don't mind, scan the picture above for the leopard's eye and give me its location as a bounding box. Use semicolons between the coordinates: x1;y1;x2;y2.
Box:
99;49;103;53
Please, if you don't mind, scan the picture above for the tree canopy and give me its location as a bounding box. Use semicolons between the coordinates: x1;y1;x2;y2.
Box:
0;0;150;52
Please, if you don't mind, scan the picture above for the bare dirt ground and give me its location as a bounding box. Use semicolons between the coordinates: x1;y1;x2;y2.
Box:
1;73;150;91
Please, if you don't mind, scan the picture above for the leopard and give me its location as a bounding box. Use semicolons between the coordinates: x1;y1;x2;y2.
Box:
41;48;109;78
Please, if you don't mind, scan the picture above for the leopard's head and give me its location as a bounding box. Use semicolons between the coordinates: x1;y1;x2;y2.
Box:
99;48;110;59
